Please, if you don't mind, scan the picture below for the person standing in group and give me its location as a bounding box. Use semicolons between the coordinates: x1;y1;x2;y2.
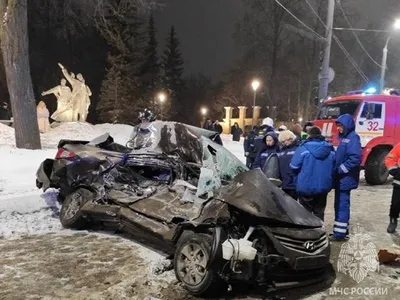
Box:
244;126;258;168
291;123;305;142
231;122;243;142
253;117;275;156
277;130;299;200
290;126;335;221
302;121;315;140
331;114;362;241
212;120;223;145
252;132;279;171
202;118;213;131
0;101;12;126
384;143;400;233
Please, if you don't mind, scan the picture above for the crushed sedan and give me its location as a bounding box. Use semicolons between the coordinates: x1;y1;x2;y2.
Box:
36;121;331;297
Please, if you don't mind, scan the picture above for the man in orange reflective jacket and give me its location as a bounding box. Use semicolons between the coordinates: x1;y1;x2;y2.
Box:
384;144;400;233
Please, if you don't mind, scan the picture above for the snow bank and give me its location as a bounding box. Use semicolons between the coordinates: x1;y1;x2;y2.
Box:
0;122;245;238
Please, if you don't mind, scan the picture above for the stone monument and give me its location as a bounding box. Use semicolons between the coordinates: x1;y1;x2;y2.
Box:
41;63;92;122
58;63;92;122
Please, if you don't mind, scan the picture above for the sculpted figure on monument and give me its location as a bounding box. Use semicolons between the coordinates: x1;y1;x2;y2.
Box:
58;63;92;122
41;78;73;122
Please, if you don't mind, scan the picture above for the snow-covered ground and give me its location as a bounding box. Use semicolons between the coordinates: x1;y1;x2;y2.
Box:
1;122;399;300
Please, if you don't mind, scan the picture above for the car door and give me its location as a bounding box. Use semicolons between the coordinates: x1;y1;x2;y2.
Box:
355;101;385;147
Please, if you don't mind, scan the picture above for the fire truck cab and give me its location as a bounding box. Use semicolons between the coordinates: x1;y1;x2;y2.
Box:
314;89;400;185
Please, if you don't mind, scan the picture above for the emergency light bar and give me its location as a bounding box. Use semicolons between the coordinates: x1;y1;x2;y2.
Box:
346;87;377;95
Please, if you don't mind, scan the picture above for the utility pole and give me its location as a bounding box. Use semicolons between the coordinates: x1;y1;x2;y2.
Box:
318;0;335;102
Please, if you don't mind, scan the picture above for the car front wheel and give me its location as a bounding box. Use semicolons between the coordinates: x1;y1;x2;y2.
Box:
174;232;225;297
59;188;91;229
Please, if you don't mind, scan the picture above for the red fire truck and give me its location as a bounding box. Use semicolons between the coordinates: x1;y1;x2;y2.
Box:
313;89;400;185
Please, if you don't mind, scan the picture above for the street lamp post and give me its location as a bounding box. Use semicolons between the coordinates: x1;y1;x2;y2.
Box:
158;92;166;120
380;19;400;93
251;79;260;126
200;107;207;126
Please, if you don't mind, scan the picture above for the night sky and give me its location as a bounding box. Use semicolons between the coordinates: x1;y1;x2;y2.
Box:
155;0;244;80
155;0;400;84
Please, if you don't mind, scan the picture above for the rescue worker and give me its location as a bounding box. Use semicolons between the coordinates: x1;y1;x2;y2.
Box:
290;126;335;221
384;143;400;233
252;132;279;171
253;117;275;157
302;121;315;140
277;130;299;200
126;108;156;149
244;126;258;168
331;114;362;241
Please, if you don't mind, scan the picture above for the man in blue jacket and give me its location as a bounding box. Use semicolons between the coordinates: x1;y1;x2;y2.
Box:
331;114;362;241
290;126;335;221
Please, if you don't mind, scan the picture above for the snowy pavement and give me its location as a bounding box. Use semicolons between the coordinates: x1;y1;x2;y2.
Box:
1;122;400;299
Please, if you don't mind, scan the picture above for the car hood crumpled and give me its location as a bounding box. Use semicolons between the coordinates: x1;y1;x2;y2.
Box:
217;169;323;228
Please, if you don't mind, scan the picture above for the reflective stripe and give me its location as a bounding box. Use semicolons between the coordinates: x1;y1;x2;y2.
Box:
290;163;300;169
393;180;400;186
340;164;349;173
301;151;310;156
334;221;348;227
334;228;347;233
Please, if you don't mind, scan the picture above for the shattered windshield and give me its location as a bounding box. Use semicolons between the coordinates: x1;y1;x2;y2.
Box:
126;121;248;196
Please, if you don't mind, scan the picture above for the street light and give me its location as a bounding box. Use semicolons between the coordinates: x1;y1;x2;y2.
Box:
251;79;260;126
158;92;166;119
380;19;400;92
201;107;207;116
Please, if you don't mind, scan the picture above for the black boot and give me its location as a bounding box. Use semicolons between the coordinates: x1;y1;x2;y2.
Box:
387;218;398;234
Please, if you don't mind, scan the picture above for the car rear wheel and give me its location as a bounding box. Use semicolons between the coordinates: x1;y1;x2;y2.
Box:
59;188;91;229
364;148;390;185
174;233;225;297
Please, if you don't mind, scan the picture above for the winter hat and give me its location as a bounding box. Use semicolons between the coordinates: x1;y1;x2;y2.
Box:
278;125;287;131
307;126;322;138
138;108;155;122
262;117;274;127
303;121;315;132
278;130;296;143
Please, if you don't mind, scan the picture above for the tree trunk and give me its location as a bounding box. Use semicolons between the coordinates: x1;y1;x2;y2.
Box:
0;0;41;149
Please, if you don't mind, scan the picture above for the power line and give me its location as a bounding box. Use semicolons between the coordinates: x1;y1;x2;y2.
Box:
305;0;370;83
274;0;325;40
333;35;371;83
336;0;382;68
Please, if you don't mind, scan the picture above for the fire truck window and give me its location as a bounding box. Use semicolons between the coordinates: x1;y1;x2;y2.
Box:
360;103;382;119
316;101;360;119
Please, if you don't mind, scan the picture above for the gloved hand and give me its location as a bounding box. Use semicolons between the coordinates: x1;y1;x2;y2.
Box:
245;152;249;157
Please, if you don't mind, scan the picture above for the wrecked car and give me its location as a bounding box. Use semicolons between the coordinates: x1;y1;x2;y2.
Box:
36;121;331;297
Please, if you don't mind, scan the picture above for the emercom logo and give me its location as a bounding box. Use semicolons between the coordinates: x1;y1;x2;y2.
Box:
337;224;379;283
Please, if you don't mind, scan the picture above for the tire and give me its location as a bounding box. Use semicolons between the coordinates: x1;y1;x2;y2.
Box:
174;232;225;297
59;188;91;229
364;148;391;185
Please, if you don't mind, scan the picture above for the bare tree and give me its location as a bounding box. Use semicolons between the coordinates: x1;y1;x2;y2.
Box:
0;0;41;149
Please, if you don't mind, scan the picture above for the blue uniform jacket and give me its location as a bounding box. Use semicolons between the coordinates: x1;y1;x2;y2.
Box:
290;136;336;195
278;142;298;190
252;132;279;170
253;125;275;157
335;114;362;190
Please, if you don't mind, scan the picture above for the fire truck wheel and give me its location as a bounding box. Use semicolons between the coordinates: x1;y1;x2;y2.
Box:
364;148;390;185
